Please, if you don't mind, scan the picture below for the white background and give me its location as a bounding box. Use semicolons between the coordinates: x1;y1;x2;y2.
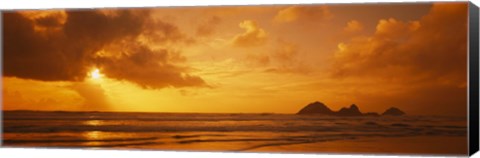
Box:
0;0;479;158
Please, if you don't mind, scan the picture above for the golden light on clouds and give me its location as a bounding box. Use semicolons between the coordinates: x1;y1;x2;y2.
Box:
274;6;332;23
232;20;267;47
343;20;363;33
2;2;469;116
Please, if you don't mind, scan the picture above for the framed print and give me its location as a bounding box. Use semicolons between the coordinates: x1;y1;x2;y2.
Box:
1;1;479;156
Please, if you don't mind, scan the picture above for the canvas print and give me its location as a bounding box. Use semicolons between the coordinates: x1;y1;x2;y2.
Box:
1;2;472;156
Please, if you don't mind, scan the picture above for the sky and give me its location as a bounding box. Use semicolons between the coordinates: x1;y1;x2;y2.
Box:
2;2;469;116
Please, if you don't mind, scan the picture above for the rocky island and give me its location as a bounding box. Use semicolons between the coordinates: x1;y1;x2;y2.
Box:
297;101;405;116
381;107;406;116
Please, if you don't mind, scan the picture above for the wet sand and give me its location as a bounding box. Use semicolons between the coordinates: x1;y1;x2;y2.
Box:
251;136;468;156
3;133;468;156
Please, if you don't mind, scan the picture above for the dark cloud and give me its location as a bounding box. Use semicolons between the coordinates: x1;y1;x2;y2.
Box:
3;9;206;89
142;18;192;44
274;5;332;23
34;14;64;28
3;12;79;81
94;42;207;89
63;10;147;44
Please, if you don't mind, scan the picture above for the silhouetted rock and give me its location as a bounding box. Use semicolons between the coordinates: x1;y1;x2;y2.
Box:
382;107;406;116
336;104;362;116
297;102;405;117
364;112;380;117
297;101;334;115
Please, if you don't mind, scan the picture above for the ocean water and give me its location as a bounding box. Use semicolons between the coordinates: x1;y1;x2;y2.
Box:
2;111;467;154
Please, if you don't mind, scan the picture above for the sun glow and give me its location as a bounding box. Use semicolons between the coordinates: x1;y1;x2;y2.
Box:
90;68;102;80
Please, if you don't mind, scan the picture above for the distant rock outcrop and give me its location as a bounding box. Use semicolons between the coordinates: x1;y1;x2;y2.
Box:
336;104;362;116
382;107;405;116
297;101;333;115
297;101;406;117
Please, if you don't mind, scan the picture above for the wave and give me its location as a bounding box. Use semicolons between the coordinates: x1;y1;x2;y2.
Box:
4;137;159;144
2;111;467;150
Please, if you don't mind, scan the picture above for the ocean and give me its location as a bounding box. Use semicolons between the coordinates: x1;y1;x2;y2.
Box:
2;111;468;155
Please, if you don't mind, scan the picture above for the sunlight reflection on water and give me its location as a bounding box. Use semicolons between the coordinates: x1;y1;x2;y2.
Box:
83;120;103;126
2;111;468;154
81;120;106;146
84;131;102;140
82;131;104;147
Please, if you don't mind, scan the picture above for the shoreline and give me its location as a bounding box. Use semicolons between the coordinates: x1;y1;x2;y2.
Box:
2;135;467;156
249;135;468;156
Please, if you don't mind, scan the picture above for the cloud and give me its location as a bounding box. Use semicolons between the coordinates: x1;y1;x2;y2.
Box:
4;9;206;89
375;18;420;38
332;3;467;81
18;10;67;31
231;20;267;47
343;20;364;33
245;40;310;74
3;89;70;111
141;18;192;45
274;5;332;23
196;16;222;37
263;41;310;74
246;54;271;67
2;77;85;111
330;3;468;115
94;42;207;89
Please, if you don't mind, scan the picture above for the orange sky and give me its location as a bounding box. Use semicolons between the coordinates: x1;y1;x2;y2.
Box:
2;2;469;116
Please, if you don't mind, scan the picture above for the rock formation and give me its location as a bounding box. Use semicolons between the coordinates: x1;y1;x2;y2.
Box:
382;107;406;116
297;101;333;115
336;104;362;116
297;101;406;117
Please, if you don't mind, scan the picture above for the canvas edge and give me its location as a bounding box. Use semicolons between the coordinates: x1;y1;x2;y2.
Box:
0;10;4;147
0;1;476;156
468;1;480;156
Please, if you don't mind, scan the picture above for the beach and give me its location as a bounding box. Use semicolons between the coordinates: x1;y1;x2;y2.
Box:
2;111;468;156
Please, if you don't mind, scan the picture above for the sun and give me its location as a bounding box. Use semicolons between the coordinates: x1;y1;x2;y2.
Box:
90;68;102;80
